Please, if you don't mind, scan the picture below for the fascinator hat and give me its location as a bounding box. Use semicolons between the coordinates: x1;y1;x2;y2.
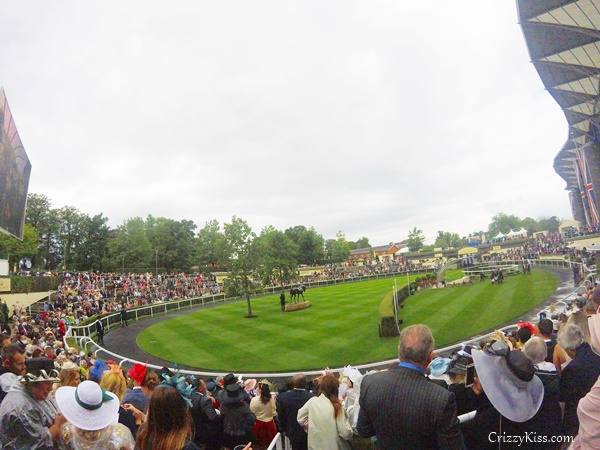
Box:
159;371;194;407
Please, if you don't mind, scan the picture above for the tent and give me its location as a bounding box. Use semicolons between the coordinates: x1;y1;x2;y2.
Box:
506;228;527;239
458;246;478;256
493;232;505;241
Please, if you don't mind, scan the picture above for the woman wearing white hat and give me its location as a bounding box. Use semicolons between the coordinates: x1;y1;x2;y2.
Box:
55;380;135;450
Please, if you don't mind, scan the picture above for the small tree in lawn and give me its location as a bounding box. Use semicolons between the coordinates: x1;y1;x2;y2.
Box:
221;217;259;318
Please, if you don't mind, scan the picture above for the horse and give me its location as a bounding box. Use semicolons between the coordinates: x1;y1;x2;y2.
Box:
289;285;307;303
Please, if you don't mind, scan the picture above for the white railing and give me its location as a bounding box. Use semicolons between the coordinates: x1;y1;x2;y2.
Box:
266;433;291;450
62;258;589;380
62;267;433;344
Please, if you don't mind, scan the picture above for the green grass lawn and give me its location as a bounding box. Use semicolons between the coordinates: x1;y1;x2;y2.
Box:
137;269;559;372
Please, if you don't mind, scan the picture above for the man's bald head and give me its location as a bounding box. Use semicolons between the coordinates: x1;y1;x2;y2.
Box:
398;324;434;365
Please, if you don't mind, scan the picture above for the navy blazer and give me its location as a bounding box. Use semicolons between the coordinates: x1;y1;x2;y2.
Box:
123;388;149;413
276;388;313;450
559;343;600;436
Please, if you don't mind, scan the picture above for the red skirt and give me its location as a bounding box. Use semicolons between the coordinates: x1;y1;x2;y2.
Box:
252;419;277;446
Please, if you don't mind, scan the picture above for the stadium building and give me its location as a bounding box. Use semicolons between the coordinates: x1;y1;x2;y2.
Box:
518;0;600;227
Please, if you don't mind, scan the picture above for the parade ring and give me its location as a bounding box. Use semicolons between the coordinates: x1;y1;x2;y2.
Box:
95;266;572;376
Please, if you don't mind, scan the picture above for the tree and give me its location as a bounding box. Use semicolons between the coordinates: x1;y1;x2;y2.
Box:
488;213;523;237
326;231;351;263
284;225;325;265
351;236;370;250
56;206;86;271
434;231;465;249
255;227;298;286
146;216;196;272
0;224;39;268
538;216;561;233
196;220;227;269
407;227;425;252
73;213;110;271
220;217;259;317
520;217;539;235
25;193;60;269
107;218;153;272
25;193;51;230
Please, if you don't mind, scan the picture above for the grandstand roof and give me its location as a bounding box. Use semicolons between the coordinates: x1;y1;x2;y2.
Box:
517;0;600;190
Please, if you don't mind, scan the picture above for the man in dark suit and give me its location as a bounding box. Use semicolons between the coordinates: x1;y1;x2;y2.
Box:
276;374;313;450
95;320;104;345
191;379;221;450
280;291;286;312
357;324;464;450
558;323;600;436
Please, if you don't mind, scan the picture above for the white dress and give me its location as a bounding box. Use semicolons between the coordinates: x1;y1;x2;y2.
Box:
297;393;353;450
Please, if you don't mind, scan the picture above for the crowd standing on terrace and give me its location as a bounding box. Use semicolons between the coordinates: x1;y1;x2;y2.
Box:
0;233;599;448
2;289;600;449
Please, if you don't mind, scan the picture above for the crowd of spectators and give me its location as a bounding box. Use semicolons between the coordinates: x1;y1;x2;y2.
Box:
1;233;600;448
0;272;599;449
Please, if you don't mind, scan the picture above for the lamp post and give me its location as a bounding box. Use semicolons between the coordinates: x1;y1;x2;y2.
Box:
122;255;125;274
155;249;158;277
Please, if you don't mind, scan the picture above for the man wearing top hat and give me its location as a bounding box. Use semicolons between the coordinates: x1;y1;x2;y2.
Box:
0;357;66;449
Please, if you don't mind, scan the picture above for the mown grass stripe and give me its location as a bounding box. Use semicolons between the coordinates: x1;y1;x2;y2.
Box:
136;270;559;371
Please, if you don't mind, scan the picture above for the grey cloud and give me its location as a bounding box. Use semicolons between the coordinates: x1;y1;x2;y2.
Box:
1;1;571;244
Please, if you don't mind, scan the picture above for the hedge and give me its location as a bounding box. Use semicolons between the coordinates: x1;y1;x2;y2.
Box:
9;276;59;293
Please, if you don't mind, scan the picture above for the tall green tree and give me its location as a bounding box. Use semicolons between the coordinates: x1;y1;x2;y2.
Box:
73;214;110;271
255;227;299;286
0;224;39;268
488;213;523;236
196;220;227;269
325;231;351;263
220;217;259;317
539;216;561;233
25;193;60;269
407;227;425;252
284;225;325;265
56;206;86;271
146;216;196;272
107;217;153;272
351;236;370;250
434;231;465;249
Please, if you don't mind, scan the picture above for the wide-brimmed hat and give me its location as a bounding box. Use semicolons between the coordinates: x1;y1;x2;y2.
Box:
56;380;119;431
428;357;451;377
342;366;363;386
20;358;60;383
223;373;237;386
472;348;543;422
222;382;245;404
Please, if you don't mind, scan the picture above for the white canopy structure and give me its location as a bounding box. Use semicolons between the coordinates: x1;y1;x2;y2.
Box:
506;228;528;239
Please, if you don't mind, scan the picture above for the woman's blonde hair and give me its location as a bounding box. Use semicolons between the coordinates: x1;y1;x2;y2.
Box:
59;369;80;388
100;371;128;401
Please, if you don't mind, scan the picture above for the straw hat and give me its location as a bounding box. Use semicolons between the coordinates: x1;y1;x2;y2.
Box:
55;380;119;431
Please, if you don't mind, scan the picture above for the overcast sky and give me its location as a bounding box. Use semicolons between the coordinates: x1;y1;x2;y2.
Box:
0;1;571;244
